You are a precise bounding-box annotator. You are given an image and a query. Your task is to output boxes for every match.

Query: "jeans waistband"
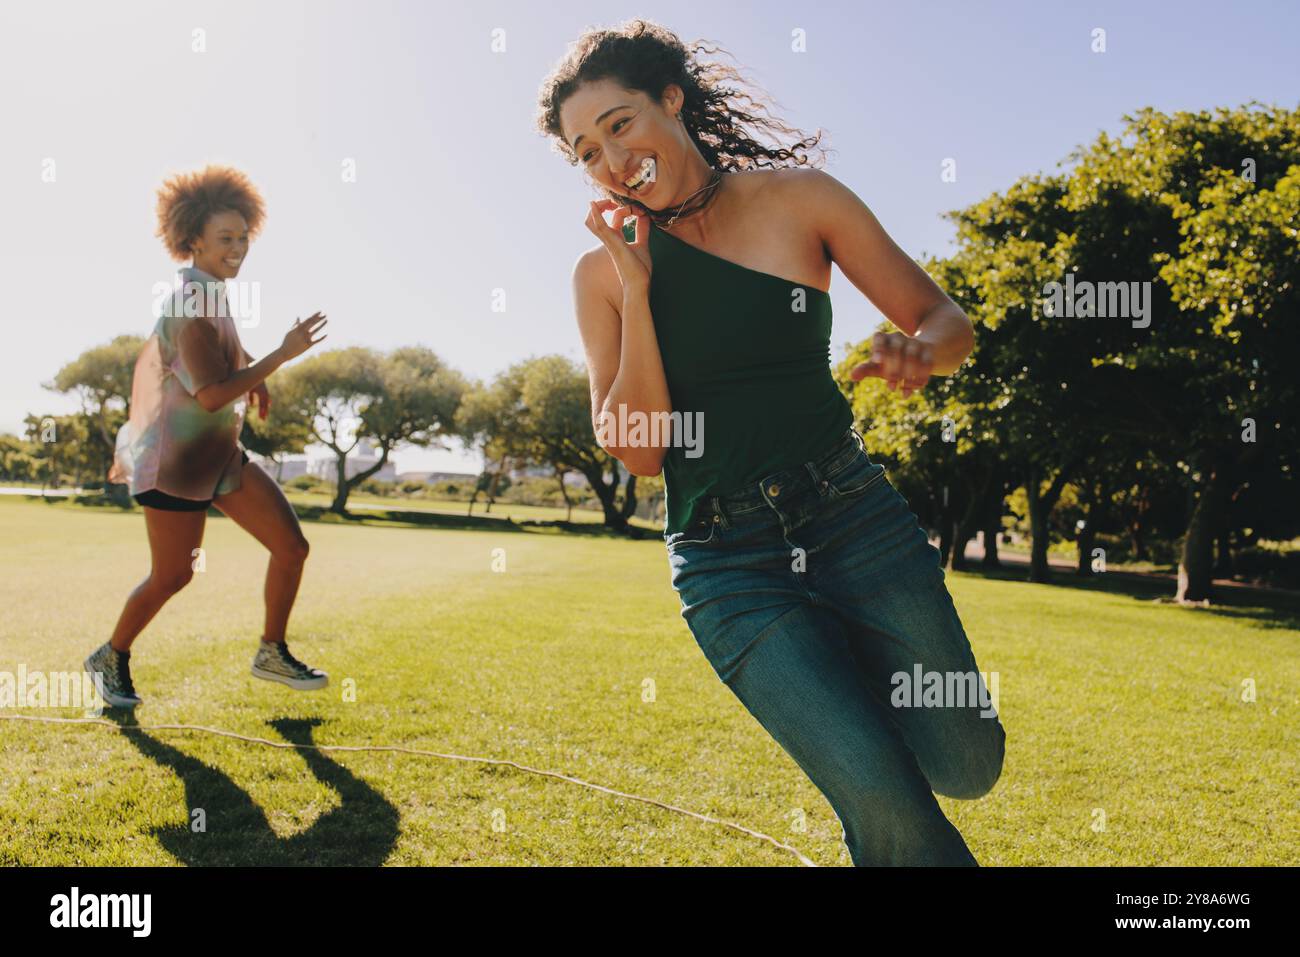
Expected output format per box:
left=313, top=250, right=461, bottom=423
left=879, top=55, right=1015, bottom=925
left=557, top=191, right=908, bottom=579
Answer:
left=690, top=425, right=866, bottom=525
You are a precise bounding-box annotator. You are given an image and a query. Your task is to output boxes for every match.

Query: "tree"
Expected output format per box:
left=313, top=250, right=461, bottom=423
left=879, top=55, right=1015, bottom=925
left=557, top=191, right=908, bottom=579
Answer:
left=894, top=102, right=1300, bottom=596
left=462, top=356, right=642, bottom=532
left=0, top=433, right=40, bottom=484
left=239, top=373, right=316, bottom=482
left=456, top=377, right=530, bottom=517
left=46, top=335, right=142, bottom=502
left=276, top=346, right=468, bottom=515
left=518, top=355, right=643, bottom=533
left=1068, top=103, right=1300, bottom=601
left=23, top=413, right=100, bottom=492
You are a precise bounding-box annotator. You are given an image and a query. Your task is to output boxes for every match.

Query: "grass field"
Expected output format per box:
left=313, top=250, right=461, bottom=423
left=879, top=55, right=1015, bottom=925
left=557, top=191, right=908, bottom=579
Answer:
left=0, top=494, right=1296, bottom=866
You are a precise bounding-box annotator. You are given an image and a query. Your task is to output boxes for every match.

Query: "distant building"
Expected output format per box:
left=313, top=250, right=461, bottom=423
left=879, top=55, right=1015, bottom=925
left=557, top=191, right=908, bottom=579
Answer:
left=270, top=457, right=308, bottom=481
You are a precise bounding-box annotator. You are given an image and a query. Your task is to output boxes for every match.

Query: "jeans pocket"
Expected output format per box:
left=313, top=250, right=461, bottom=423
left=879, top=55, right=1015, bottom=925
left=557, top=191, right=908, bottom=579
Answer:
left=824, top=449, right=887, bottom=500
left=664, top=518, right=720, bottom=551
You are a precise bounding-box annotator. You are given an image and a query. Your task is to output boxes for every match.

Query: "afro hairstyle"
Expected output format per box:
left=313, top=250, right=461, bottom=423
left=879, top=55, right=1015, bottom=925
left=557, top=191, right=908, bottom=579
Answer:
left=154, top=164, right=266, bottom=262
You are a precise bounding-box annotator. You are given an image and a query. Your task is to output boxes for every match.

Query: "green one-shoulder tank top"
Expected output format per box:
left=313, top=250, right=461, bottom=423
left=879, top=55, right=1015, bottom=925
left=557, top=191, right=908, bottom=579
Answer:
left=645, top=221, right=854, bottom=535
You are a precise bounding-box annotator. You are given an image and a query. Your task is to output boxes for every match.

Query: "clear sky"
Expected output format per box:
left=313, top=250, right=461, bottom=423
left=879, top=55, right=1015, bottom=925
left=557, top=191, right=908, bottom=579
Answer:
left=2, top=0, right=1296, bottom=474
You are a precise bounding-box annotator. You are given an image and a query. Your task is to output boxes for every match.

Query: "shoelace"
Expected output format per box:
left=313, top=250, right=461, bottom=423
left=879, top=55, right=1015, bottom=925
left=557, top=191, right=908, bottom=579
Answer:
left=272, top=642, right=311, bottom=674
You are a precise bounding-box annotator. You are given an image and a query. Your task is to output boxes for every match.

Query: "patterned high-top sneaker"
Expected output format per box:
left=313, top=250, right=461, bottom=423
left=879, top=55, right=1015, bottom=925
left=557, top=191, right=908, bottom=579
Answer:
left=251, top=639, right=328, bottom=690
left=83, top=640, right=143, bottom=708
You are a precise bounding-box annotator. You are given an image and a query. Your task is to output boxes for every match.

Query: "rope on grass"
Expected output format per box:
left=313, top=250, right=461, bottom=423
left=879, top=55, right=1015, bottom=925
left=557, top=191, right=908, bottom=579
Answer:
left=0, top=712, right=816, bottom=866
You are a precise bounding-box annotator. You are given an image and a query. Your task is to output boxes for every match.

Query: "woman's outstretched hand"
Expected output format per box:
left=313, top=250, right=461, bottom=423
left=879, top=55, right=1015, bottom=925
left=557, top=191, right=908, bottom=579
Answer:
left=585, top=199, right=652, bottom=293
left=850, top=331, right=934, bottom=399
left=279, top=312, right=328, bottom=361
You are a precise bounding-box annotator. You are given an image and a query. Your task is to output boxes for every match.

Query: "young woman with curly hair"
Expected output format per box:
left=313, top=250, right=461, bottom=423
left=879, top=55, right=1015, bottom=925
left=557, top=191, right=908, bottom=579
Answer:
left=87, top=165, right=330, bottom=707
left=538, top=19, right=1005, bottom=865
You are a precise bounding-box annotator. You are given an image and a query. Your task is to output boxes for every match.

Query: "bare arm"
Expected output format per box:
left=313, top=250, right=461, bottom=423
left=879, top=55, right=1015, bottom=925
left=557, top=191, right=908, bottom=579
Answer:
left=177, top=319, right=285, bottom=413
left=801, top=169, right=974, bottom=378
left=179, top=310, right=325, bottom=413
left=571, top=249, right=672, bottom=477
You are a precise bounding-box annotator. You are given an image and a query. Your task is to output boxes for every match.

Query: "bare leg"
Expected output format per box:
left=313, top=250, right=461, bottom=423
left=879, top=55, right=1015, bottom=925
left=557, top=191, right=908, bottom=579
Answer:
left=108, top=507, right=208, bottom=652
left=212, top=460, right=310, bottom=644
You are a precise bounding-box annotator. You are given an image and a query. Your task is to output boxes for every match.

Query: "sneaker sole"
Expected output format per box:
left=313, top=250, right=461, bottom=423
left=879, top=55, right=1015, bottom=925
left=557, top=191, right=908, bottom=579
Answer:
left=250, top=665, right=329, bottom=691
left=82, top=654, right=143, bottom=708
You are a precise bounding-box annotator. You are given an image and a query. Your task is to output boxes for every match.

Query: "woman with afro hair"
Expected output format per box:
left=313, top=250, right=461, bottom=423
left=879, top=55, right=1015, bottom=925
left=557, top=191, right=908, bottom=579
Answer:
left=88, top=164, right=330, bottom=707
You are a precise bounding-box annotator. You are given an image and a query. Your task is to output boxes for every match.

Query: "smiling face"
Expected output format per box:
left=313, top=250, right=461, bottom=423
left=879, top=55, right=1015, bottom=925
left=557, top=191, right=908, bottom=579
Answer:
left=559, top=77, right=701, bottom=210
left=190, top=209, right=249, bottom=280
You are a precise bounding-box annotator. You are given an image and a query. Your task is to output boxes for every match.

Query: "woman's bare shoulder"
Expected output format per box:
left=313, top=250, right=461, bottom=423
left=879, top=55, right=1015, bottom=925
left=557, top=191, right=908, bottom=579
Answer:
left=574, top=241, right=623, bottom=311
left=757, top=166, right=841, bottom=211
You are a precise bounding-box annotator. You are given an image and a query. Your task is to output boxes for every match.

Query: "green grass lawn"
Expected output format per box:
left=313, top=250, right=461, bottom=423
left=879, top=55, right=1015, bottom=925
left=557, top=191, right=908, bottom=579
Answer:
left=0, top=495, right=1295, bottom=866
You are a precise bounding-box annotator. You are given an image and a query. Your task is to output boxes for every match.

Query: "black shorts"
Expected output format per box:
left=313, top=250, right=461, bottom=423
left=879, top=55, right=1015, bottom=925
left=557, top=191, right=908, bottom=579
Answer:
left=132, top=450, right=251, bottom=511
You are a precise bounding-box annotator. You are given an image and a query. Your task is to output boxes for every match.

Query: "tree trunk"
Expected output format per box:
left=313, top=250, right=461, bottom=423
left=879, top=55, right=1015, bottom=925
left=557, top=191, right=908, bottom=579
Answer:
left=953, top=468, right=1002, bottom=573
left=483, top=459, right=508, bottom=514
left=329, top=444, right=390, bottom=515
left=932, top=484, right=954, bottom=569
left=1213, top=528, right=1234, bottom=579
left=1076, top=519, right=1097, bottom=577
left=1027, top=493, right=1050, bottom=582
left=1176, top=460, right=1235, bottom=603
left=330, top=452, right=349, bottom=514
left=576, top=457, right=629, bottom=532
left=1128, top=521, right=1148, bottom=562
left=556, top=468, right=573, bottom=523
left=619, top=471, right=638, bottom=524
left=1026, top=464, right=1070, bottom=584
left=981, top=513, right=1001, bottom=568
left=1076, top=478, right=1107, bottom=577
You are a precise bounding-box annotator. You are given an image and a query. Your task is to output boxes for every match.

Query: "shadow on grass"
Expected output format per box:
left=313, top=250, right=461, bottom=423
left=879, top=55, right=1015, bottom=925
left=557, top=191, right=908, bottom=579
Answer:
left=289, top=502, right=657, bottom=539
left=105, top=712, right=400, bottom=865
left=952, top=561, right=1300, bottom=631
left=60, top=492, right=656, bottom=539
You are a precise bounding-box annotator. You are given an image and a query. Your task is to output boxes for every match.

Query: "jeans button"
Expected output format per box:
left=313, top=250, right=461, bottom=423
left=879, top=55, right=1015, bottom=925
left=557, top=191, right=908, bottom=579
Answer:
left=768, top=483, right=781, bottom=497
left=713, top=514, right=720, bottom=523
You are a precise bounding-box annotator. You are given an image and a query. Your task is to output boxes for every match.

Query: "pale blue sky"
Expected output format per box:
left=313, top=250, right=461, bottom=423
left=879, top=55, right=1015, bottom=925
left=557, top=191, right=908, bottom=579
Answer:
left=2, top=0, right=1296, bottom=474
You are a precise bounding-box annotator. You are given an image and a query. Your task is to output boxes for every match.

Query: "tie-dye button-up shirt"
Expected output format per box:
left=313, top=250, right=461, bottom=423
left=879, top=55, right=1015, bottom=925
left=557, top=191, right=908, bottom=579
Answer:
left=108, top=265, right=249, bottom=500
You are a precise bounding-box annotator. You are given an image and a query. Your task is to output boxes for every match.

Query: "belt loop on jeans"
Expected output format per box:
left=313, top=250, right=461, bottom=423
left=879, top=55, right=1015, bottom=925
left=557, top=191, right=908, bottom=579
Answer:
left=711, top=494, right=730, bottom=529
left=804, top=458, right=830, bottom=495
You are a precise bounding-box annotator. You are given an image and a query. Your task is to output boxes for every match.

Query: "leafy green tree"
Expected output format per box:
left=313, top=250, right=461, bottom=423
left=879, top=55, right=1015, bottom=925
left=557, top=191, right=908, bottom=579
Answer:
left=516, top=355, right=642, bottom=533
left=875, top=102, right=1300, bottom=597
left=23, top=413, right=100, bottom=491
left=275, top=346, right=467, bottom=515
left=46, top=335, right=142, bottom=501
left=456, top=376, right=531, bottom=516
left=0, top=433, right=40, bottom=483
left=461, top=356, right=642, bottom=532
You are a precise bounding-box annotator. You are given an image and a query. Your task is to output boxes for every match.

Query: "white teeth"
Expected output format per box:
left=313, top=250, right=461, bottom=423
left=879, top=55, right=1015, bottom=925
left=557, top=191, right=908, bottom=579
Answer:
left=625, top=157, right=656, bottom=190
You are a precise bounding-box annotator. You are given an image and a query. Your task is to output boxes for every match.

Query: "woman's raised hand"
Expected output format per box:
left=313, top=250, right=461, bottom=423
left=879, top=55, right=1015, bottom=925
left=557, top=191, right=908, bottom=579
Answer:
left=585, top=199, right=652, bottom=293
left=279, top=312, right=328, bottom=360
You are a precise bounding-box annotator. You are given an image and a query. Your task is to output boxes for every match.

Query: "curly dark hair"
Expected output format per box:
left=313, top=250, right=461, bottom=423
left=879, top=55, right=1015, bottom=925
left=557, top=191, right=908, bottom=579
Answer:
left=536, top=18, right=834, bottom=208
left=154, top=164, right=266, bottom=261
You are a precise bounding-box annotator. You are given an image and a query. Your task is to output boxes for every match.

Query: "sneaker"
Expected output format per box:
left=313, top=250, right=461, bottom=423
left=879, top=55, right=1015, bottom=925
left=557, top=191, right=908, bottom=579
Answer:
left=251, top=639, right=328, bottom=691
left=83, top=640, right=143, bottom=708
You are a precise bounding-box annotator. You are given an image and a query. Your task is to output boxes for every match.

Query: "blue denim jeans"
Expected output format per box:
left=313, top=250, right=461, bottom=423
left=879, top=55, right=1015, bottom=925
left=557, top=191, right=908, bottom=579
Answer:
left=664, top=426, right=1005, bottom=865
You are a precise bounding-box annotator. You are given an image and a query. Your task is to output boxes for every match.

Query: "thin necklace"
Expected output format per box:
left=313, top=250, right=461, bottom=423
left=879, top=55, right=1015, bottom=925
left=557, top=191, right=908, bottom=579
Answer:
left=648, top=169, right=724, bottom=230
